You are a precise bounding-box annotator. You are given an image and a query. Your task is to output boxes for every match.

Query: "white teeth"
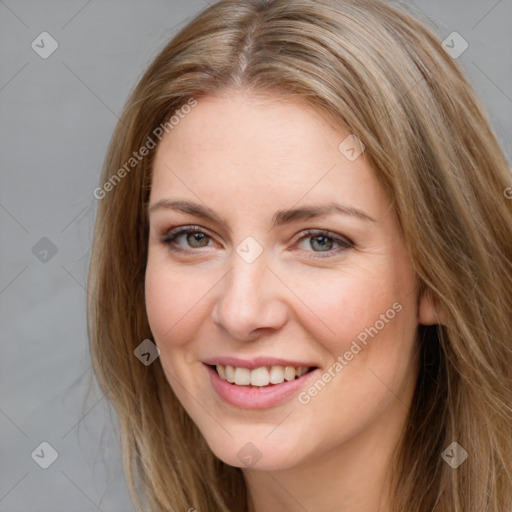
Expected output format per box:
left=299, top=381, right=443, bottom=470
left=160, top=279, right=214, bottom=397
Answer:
left=225, top=365, right=235, bottom=383
left=234, top=367, right=251, bottom=385
left=215, top=364, right=311, bottom=386
left=269, top=365, right=284, bottom=384
left=250, top=367, right=270, bottom=386
left=217, top=364, right=226, bottom=380
left=284, top=366, right=296, bottom=381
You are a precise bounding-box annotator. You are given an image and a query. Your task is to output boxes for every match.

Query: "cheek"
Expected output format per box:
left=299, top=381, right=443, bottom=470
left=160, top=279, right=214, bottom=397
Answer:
left=144, top=257, right=198, bottom=348
left=317, top=264, right=419, bottom=399
left=289, top=265, right=411, bottom=356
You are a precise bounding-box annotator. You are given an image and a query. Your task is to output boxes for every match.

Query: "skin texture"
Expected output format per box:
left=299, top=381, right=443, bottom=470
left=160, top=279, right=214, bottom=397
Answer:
left=145, top=92, right=438, bottom=512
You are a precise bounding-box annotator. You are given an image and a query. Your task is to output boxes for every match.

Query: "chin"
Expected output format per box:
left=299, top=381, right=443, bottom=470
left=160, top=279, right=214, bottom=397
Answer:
left=202, top=430, right=310, bottom=471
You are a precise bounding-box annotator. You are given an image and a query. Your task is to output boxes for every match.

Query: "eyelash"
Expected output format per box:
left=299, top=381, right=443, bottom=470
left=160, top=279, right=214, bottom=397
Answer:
left=160, top=225, right=354, bottom=258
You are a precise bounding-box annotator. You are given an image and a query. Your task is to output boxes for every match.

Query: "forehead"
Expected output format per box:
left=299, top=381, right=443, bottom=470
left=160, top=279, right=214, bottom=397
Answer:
left=150, top=93, right=383, bottom=218
left=155, top=94, right=340, bottom=165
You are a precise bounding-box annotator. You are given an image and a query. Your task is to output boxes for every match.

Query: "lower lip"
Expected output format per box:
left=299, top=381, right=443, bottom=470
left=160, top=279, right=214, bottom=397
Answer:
left=205, top=364, right=319, bottom=409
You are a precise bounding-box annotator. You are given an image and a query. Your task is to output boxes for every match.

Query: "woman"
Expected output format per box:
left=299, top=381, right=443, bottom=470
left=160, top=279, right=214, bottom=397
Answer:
left=87, top=0, right=512, bottom=510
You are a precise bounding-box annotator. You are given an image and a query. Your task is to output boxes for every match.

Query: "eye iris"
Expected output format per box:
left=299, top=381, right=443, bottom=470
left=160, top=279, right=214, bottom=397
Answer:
left=311, top=235, right=333, bottom=252
left=187, top=232, right=208, bottom=248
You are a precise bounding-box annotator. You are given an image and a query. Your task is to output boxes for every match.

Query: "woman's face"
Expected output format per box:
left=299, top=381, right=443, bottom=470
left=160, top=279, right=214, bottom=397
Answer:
left=145, top=92, right=428, bottom=471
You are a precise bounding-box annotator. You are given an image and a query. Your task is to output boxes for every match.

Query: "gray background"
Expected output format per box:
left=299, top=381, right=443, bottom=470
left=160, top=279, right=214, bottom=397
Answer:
left=0, top=1, right=510, bottom=511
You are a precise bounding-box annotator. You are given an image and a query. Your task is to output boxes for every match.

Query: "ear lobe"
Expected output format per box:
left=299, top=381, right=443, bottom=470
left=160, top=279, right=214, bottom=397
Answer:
left=418, top=291, right=445, bottom=325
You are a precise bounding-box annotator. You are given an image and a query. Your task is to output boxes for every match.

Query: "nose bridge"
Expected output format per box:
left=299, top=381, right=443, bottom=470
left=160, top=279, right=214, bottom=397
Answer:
left=223, top=249, right=269, bottom=314
left=212, top=244, right=286, bottom=338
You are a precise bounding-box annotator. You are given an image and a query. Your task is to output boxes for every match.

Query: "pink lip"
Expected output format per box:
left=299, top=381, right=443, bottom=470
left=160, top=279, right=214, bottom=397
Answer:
left=202, top=356, right=316, bottom=370
left=205, top=364, right=320, bottom=409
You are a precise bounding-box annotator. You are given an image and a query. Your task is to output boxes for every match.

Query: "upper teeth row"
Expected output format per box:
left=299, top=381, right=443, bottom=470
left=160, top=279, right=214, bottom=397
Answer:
left=216, top=365, right=309, bottom=387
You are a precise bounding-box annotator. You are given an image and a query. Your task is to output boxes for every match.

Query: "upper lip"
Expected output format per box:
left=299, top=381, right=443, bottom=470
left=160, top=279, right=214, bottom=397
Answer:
left=203, top=356, right=318, bottom=370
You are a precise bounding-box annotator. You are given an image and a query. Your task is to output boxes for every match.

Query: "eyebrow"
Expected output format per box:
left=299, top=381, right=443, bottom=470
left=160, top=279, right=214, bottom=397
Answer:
left=148, top=199, right=376, bottom=227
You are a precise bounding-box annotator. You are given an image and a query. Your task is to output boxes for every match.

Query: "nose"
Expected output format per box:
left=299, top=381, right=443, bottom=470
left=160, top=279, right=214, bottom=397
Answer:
left=211, top=249, right=288, bottom=341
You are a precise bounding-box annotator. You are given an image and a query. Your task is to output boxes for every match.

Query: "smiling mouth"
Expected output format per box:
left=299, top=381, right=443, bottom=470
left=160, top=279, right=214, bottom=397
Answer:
left=209, top=364, right=317, bottom=387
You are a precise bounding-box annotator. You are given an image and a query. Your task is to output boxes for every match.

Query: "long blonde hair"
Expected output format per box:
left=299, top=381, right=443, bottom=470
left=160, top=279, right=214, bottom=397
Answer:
left=87, top=0, right=512, bottom=510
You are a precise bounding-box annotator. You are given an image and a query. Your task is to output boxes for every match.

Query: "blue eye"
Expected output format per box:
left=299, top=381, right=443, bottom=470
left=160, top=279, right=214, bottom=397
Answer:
left=161, top=226, right=353, bottom=258
left=295, top=229, right=353, bottom=257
